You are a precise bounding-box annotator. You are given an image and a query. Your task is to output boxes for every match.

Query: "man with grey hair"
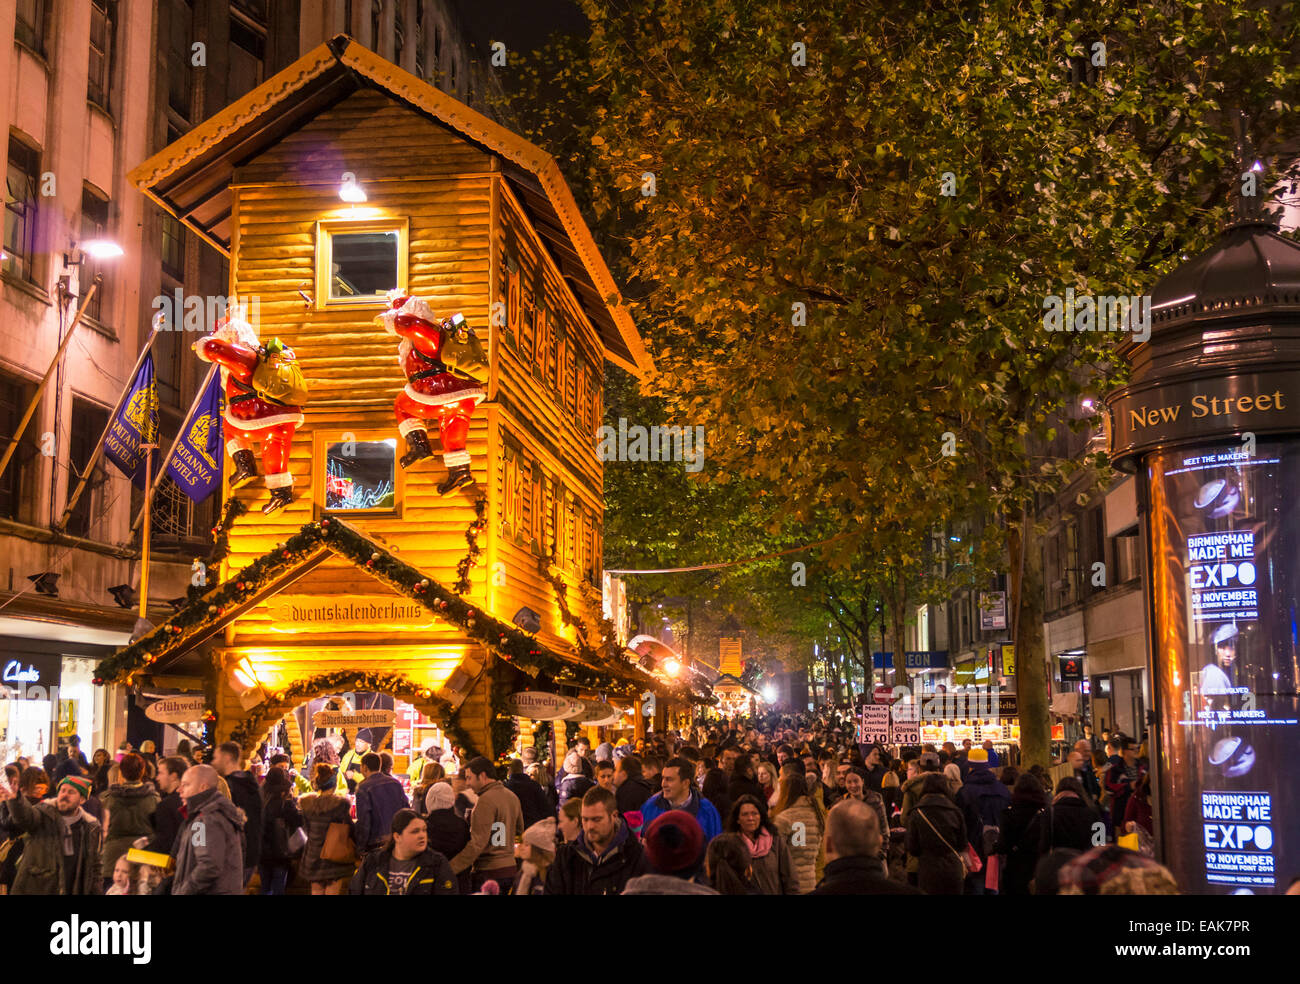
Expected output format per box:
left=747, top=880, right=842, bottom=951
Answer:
left=812, top=799, right=920, bottom=895
left=172, top=764, right=247, bottom=895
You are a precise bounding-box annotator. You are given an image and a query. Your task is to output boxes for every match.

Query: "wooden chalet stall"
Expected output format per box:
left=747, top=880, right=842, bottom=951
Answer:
left=93, top=37, right=707, bottom=763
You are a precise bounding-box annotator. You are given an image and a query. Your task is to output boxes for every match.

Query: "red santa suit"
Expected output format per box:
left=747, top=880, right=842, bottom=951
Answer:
left=195, top=333, right=303, bottom=507
left=376, top=295, right=484, bottom=493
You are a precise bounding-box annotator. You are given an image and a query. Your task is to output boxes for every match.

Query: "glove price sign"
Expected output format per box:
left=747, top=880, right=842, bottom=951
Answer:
left=860, top=704, right=890, bottom=744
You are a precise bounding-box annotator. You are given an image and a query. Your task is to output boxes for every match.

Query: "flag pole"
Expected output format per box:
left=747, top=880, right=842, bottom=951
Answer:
left=131, top=364, right=218, bottom=534
left=0, top=277, right=101, bottom=485
left=138, top=443, right=156, bottom=619
left=55, top=325, right=162, bottom=532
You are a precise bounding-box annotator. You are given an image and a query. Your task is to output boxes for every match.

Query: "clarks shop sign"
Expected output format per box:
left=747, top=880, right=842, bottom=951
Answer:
left=1108, top=370, right=1300, bottom=463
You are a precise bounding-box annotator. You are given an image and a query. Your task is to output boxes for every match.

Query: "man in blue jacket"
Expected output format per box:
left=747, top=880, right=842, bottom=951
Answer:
left=355, top=753, right=410, bottom=854
left=638, top=756, right=722, bottom=842
left=956, top=747, right=1010, bottom=894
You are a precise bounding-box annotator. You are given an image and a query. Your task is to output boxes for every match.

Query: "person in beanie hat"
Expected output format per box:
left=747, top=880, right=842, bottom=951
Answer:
left=955, top=745, right=1010, bottom=894
left=1055, top=845, right=1179, bottom=895
left=0, top=773, right=102, bottom=895
left=622, top=810, right=718, bottom=894
left=511, top=818, right=557, bottom=895
left=545, top=787, right=646, bottom=895
left=338, top=729, right=372, bottom=795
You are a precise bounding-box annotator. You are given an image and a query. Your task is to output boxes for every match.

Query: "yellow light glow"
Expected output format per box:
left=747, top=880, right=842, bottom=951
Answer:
left=664, top=657, right=681, bottom=677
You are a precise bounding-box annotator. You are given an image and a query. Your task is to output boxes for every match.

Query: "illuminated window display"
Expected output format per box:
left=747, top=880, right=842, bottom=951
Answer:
left=324, top=439, right=397, bottom=510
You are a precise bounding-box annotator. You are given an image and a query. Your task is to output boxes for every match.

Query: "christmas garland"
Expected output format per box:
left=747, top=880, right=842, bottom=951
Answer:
left=538, top=555, right=600, bottom=662
left=94, top=515, right=691, bottom=703
left=453, top=495, right=488, bottom=594
left=226, top=669, right=483, bottom=759
left=209, top=496, right=248, bottom=566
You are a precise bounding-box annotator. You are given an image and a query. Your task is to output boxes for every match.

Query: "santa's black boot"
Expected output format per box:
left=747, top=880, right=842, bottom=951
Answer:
left=262, top=486, right=293, bottom=515
left=400, top=429, right=436, bottom=468
left=436, top=464, right=475, bottom=497
left=229, top=449, right=258, bottom=489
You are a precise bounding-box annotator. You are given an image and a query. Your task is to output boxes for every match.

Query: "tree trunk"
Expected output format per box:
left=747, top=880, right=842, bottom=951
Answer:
left=1008, top=513, right=1051, bottom=768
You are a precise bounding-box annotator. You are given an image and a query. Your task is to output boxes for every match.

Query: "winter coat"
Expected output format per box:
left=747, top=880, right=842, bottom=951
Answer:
left=956, top=767, right=1011, bottom=860
left=172, top=789, right=246, bottom=895
left=994, top=799, right=1045, bottom=896
left=899, top=772, right=933, bottom=824
left=504, top=773, right=553, bottom=829
left=621, top=873, right=719, bottom=895
left=545, top=820, right=647, bottom=895
left=743, top=828, right=797, bottom=895
left=449, top=779, right=523, bottom=875
left=260, top=794, right=305, bottom=862
left=354, top=772, right=409, bottom=851
left=298, top=790, right=356, bottom=884
left=145, top=790, right=186, bottom=856
left=349, top=845, right=458, bottom=895
left=905, top=793, right=967, bottom=895
left=5, top=793, right=101, bottom=896
left=425, top=807, right=472, bottom=894
left=615, top=776, right=655, bottom=815
left=812, top=855, right=924, bottom=895
left=1024, top=794, right=1102, bottom=854
left=727, top=775, right=765, bottom=807
left=557, top=772, right=595, bottom=807
left=772, top=797, right=824, bottom=894
left=640, top=789, right=723, bottom=842
left=100, top=781, right=160, bottom=871
left=222, top=771, right=263, bottom=869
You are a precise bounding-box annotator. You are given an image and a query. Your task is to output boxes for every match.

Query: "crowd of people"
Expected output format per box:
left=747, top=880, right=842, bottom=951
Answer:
left=0, top=713, right=1240, bottom=896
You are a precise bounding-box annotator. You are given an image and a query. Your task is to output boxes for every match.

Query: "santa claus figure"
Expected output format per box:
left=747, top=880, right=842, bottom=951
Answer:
left=193, top=307, right=305, bottom=514
left=375, top=293, right=485, bottom=496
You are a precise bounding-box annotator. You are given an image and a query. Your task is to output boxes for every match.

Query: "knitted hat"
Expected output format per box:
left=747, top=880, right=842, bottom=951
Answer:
left=1056, top=845, right=1179, bottom=895
left=642, top=811, right=705, bottom=877
left=967, top=747, right=989, bottom=765
left=616, top=738, right=630, bottom=747
left=59, top=775, right=92, bottom=798
left=522, top=818, right=557, bottom=856
left=623, top=810, right=645, bottom=837
left=425, top=782, right=456, bottom=813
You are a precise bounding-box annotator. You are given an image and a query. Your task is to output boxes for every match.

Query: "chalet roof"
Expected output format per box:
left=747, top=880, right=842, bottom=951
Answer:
left=93, top=515, right=700, bottom=703
left=127, top=35, right=651, bottom=376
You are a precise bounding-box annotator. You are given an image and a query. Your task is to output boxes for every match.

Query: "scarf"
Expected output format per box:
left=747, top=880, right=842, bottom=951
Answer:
left=515, top=860, right=539, bottom=895
left=745, top=828, right=773, bottom=859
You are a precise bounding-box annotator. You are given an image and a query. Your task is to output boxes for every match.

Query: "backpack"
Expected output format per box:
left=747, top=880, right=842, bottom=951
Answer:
left=251, top=339, right=309, bottom=405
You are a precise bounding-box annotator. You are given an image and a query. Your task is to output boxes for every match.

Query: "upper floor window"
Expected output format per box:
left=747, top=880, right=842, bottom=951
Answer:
left=66, top=398, right=111, bottom=539
left=4, top=136, right=42, bottom=285
left=229, top=14, right=266, bottom=98
left=88, top=1, right=117, bottom=109
left=168, top=0, right=195, bottom=119
left=80, top=187, right=111, bottom=324
left=0, top=371, right=37, bottom=522
left=161, top=211, right=185, bottom=280
left=15, top=0, right=49, bottom=57
left=315, top=219, right=408, bottom=308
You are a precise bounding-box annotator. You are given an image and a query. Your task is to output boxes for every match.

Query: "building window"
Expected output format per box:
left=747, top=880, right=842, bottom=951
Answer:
left=229, top=15, right=266, bottom=98
left=161, top=212, right=185, bottom=280
left=168, top=0, right=194, bottom=119
left=153, top=312, right=183, bottom=408
left=530, top=461, right=544, bottom=555
left=15, top=0, right=49, bottom=56
left=315, top=219, right=408, bottom=308
left=551, top=478, right=565, bottom=560
left=66, top=398, right=111, bottom=539
left=564, top=336, right=577, bottom=417
left=80, top=187, right=111, bottom=324
left=4, top=137, right=42, bottom=285
left=547, top=314, right=561, bottom=393
left=88, top=1, right=116, bottom=109
left=324, top=439, right=397, bottom=511
left=0, top=371, right=36, bottom=522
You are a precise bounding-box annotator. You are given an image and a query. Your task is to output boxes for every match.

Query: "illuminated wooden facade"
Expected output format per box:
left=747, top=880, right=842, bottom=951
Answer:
left=98, top=37, right=669, bottom=757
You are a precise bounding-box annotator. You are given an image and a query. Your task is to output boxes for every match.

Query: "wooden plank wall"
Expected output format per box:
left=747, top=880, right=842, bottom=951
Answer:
left=222, top=89, right=498, bottom=672
left=486, top=183, right=606, bottom=652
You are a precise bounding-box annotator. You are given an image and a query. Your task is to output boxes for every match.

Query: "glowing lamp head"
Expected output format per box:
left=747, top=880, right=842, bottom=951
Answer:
left=339, top=177, right=367, bottom=202
left=80, top=239, right=124, bottom=259
left=763, top=685, right=776, bottom=702
left=231, top=658, right=258, bottom=692
left=664, top=657, right=682, bottom=677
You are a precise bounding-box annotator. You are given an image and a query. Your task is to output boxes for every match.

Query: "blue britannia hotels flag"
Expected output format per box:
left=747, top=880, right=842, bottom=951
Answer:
left=104, top=352, right=159, bottom=489
left=166, top=371, right=224, bottom=503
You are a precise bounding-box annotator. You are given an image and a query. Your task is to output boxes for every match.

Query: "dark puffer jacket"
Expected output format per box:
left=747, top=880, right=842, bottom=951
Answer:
left=1024, top=793, right=1103, bottom=854
left=297, top=790, right=356, bottom=884
left=100, top=781, right=160, bottom=871
left=905, top=793, right=968, bottom=895
left=545, top=820, right=646, bottom=895
left=349, top=845, right=458, bottom=895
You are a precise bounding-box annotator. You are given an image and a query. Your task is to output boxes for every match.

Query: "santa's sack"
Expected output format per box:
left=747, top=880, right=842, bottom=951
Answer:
left=439, top=314, right=488, bottom=384
left=252, top=338, right=310, bottom=405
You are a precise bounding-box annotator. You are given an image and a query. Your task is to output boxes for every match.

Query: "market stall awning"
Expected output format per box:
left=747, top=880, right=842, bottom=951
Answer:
left=94, top=516, right=694, bottom=703
left=125, top=34, right=651, bottom=376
